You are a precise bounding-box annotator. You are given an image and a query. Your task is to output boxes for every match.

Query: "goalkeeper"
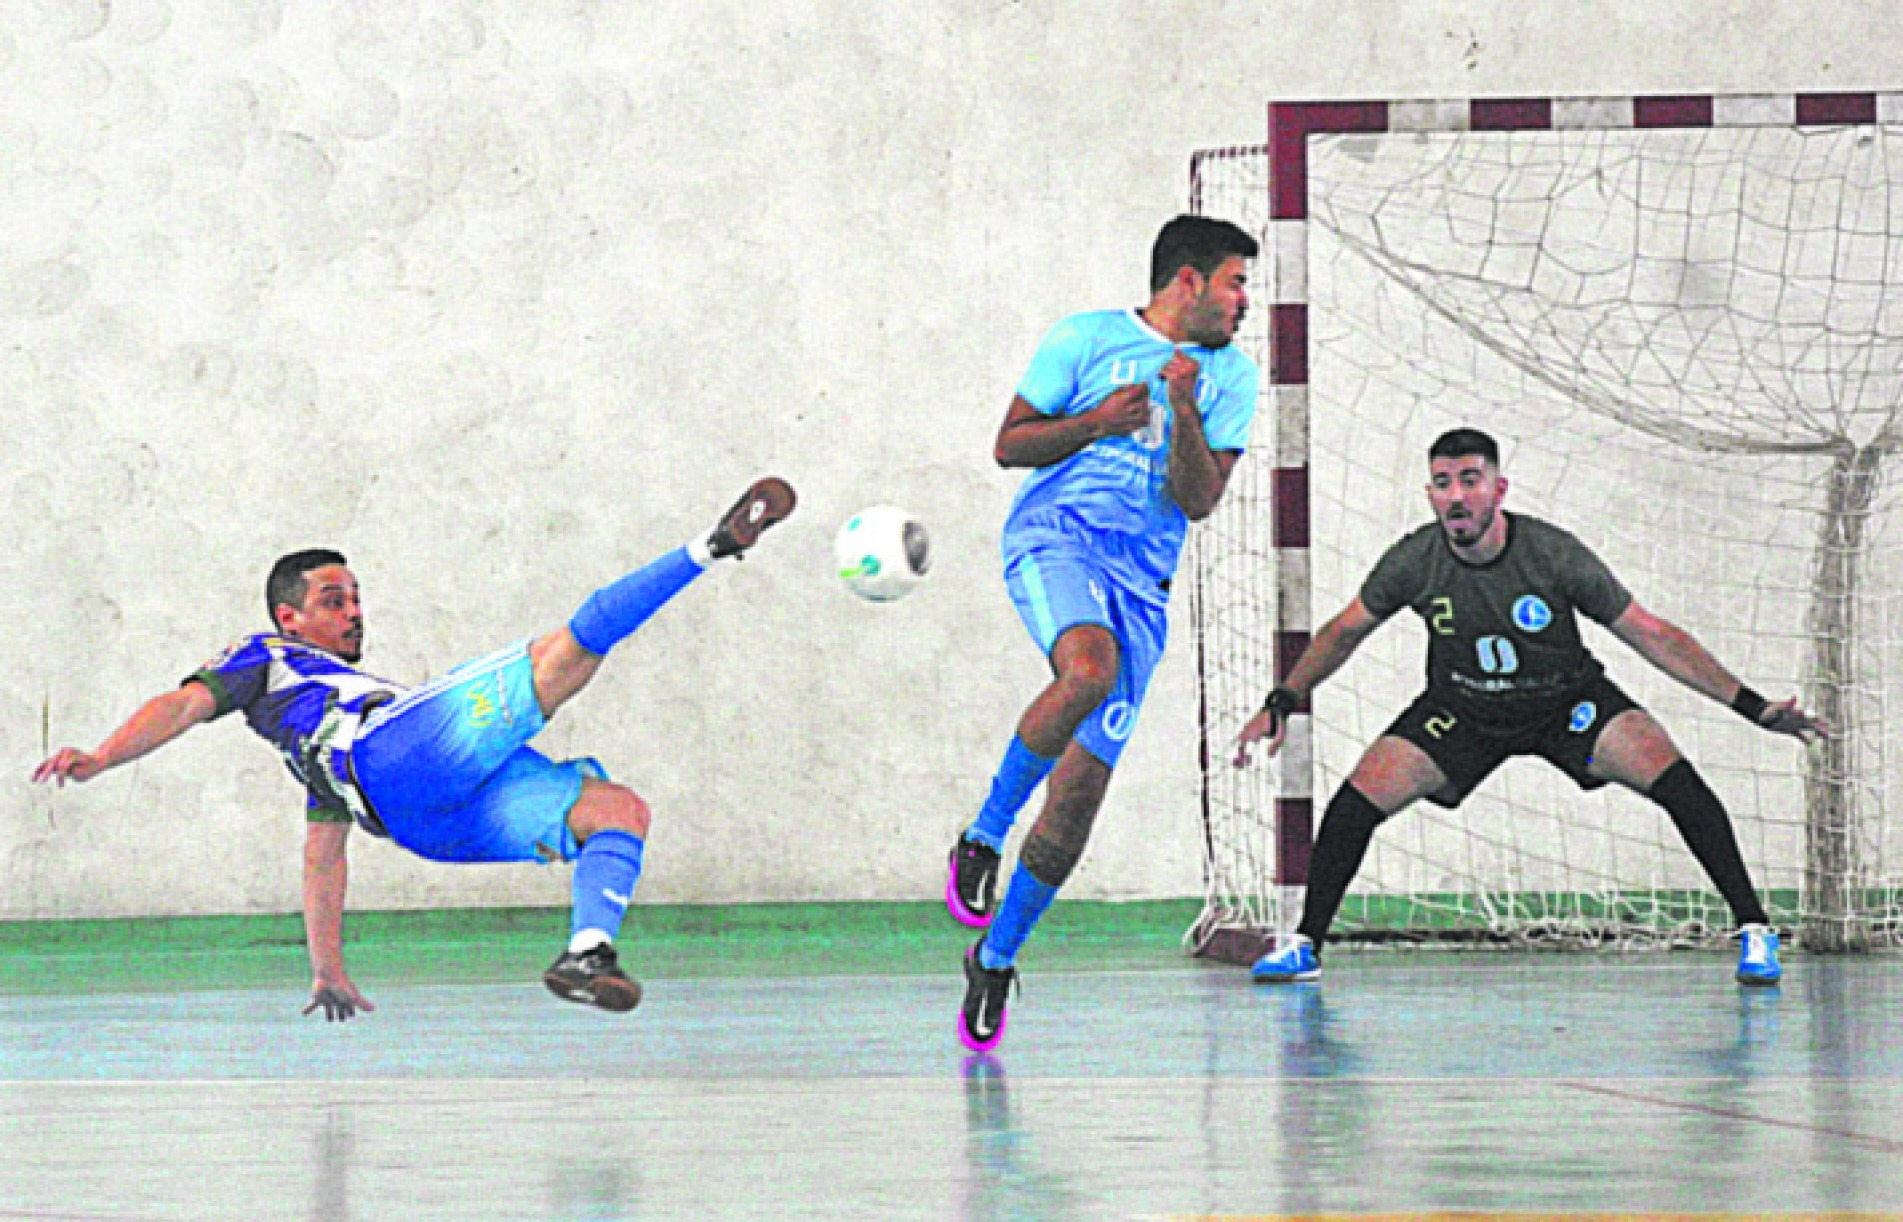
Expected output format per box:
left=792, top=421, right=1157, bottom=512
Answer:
left=1234, top=429, right=1824, bottom=987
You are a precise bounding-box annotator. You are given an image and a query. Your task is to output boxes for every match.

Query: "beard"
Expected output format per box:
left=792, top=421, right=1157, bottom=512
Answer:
left=1442, top=507, right=1492, bottom=546
left=1184, top=297, right=1242, bottom=349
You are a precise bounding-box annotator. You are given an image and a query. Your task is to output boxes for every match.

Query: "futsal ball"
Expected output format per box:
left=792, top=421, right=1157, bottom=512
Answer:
left=835, top=506, right=931, bottom=602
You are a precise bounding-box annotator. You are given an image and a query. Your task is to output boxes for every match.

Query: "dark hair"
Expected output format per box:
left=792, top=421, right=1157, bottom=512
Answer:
left=267, top=549, right=348, bottom=630
left=1428, top=428, right=1500, bottom=467
left=1150, top=215, right=1259, bottom=293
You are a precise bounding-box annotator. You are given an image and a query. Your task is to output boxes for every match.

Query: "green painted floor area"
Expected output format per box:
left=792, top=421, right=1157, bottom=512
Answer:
left=0, top=898, right=1207, bottom=995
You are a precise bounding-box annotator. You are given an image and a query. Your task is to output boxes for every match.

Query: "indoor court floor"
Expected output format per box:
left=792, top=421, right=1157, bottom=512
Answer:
left=2, top=906, right=1901, bottom=1221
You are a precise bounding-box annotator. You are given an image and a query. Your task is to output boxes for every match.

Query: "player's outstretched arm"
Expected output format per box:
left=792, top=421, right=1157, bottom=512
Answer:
left=994, top=389, right=1150, bottom=469
left=300, top=820, right=374, bottom=1022
left=1609, top=601, right=1827, bottom=741
left=31, top=682, right=218, bottom=787
left=1234, top=598, right=1387, bottom=766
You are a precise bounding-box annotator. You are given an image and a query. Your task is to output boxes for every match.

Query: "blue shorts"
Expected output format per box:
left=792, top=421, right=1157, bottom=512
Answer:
left=350, top=642, right=607, bottom=864
left=1005, top=543, right=1168, bottom=768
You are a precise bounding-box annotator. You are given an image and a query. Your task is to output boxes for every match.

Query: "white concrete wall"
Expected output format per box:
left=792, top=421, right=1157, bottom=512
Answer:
left=3, top=1, right=1895, bottom=917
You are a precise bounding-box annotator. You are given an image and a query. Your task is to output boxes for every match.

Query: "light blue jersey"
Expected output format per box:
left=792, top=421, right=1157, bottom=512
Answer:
left=1002, top=308, right=1259, bottom=598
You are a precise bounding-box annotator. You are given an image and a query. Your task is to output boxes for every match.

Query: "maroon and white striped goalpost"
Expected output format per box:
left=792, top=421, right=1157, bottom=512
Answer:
left=1189, top=92, right=1903, bottom=963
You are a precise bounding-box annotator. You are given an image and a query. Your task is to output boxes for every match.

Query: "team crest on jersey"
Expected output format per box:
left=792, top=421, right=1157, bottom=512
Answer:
left=1569, top=701, right=1598, bottom=733
left=1513, top=595, right=1553, bottom=632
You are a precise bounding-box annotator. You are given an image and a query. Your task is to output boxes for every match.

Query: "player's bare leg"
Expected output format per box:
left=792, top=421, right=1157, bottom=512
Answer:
left=1255, top=736, right=1449, bottom=983
left=950, top=626, right=1120, bottom=928
left=1018, top=626, right=1120, bottom=757
left=1588, top=709, right=1781, bottom=984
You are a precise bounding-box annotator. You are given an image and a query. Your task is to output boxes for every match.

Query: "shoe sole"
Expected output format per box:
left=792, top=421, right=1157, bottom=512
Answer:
left=1251, top=966, right=1321, bottom=984
left=718, top=477, right=797, bottom=553
left=544, top=972, right=644, bottom=1013
left=945, top=847, right=995, bottom=930
left=1736, top=971, right=1782, bottom=988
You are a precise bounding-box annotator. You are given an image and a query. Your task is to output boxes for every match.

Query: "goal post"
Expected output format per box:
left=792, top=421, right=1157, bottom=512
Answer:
left=1187, top=93, right=1903, bottom=961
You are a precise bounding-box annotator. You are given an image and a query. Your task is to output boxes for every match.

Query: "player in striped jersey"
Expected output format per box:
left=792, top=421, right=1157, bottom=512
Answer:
left=33, top=478, right=795, bottom=1019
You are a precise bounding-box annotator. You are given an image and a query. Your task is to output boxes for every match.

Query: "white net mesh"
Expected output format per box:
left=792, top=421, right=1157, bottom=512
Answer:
left=1189, top=121, right=1903, bottom=953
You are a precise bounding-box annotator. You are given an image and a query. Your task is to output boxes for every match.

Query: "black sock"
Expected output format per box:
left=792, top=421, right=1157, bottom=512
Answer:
left=1296, top=784, right=1387, bottom=949
left=1649, top=759, right=1770, bottom=928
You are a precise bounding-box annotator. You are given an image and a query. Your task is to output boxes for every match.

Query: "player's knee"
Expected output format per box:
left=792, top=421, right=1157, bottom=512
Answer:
left=578, top=783, right=651, bottom=841
left=1056, top=644, right=1119, bottom=705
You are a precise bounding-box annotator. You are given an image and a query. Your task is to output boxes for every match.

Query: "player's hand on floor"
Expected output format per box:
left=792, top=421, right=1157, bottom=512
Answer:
left=1760, top=697, right=1828, bottom=742
left=30, top=748, right=104, bottom=787
left=1089, top=383, right=1152, bottom=438
left=303, top=978, right=375, bottom=1022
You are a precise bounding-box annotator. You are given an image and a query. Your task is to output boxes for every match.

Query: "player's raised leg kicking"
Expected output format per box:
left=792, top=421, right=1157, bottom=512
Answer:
left=33, top=479, right=796, bottom=1019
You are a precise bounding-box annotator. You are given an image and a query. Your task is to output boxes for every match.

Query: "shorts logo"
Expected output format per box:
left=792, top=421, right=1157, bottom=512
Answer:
left=467, top=681, right=503, bottom=728
left=1101, top=700, right=1137, bottom=742
left=1088, top=580, right=1108, bottom=609
left=1569, top=701, right=1598, bottom=733
left=1513, top=595, right=1553, bottom=632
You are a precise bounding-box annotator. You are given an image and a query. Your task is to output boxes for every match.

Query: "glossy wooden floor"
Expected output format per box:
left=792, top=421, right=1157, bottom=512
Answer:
left=3, top=951, right=1900, bottom=1220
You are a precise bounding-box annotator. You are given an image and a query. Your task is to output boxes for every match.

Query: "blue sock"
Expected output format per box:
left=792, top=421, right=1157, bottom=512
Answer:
left=569, top=547, right=705, bottom=656
left=569, top=830, right=645, bottom=944
left=979, top=867, right=1059, bottom=970
left=966, top=736, right=1056, bottom=851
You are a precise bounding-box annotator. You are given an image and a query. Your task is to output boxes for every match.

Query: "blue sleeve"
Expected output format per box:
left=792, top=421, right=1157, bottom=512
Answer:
left=1014, top=316, right=1093, bottom=416
left=1202, top=352, right=1260, bottom=453
left=185, top=636, right=271, bottom=718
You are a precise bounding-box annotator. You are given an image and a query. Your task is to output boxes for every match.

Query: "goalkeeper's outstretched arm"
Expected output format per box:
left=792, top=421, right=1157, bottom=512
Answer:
left=1609, top=600, right=1828, bottom=741
left=1234, top=597, right=1388, bottom=766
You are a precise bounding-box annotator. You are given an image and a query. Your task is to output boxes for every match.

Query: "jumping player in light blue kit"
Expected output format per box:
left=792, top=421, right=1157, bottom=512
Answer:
left=949, top=216, right=1260, bottom=1051
left=34, top=479, right=796, bottom=1019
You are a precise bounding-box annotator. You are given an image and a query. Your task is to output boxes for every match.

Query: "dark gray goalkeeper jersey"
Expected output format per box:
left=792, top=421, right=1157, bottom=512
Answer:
left=1359, top=512, right=1634, bottom=728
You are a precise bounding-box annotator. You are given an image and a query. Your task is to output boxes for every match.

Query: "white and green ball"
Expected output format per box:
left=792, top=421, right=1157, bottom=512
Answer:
left=835, top=506, right=931, bottom=602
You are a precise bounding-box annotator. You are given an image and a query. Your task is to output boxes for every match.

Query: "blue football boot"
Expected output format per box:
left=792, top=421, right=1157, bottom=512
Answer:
left=1735, top=923, right=1782, bottom=987
left=1251, top=934, right=1321, bottom=983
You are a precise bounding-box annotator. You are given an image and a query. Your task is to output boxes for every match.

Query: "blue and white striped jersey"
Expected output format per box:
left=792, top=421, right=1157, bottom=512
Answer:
left=187, top=634, right=408, bottom=831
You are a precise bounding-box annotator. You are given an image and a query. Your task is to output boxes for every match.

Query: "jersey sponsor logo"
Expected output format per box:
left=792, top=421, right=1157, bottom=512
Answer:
left=1476, top=635, right=1519, bottom=675
left=1569, top=701, right=1598, bottom=733
left=1513, top=595, right=1553, bottom=632
left=1101, top=700, right=1137, bottom=742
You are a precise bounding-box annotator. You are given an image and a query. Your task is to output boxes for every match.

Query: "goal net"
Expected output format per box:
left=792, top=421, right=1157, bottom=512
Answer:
left=1187, top=96, right=1903, bottom=959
